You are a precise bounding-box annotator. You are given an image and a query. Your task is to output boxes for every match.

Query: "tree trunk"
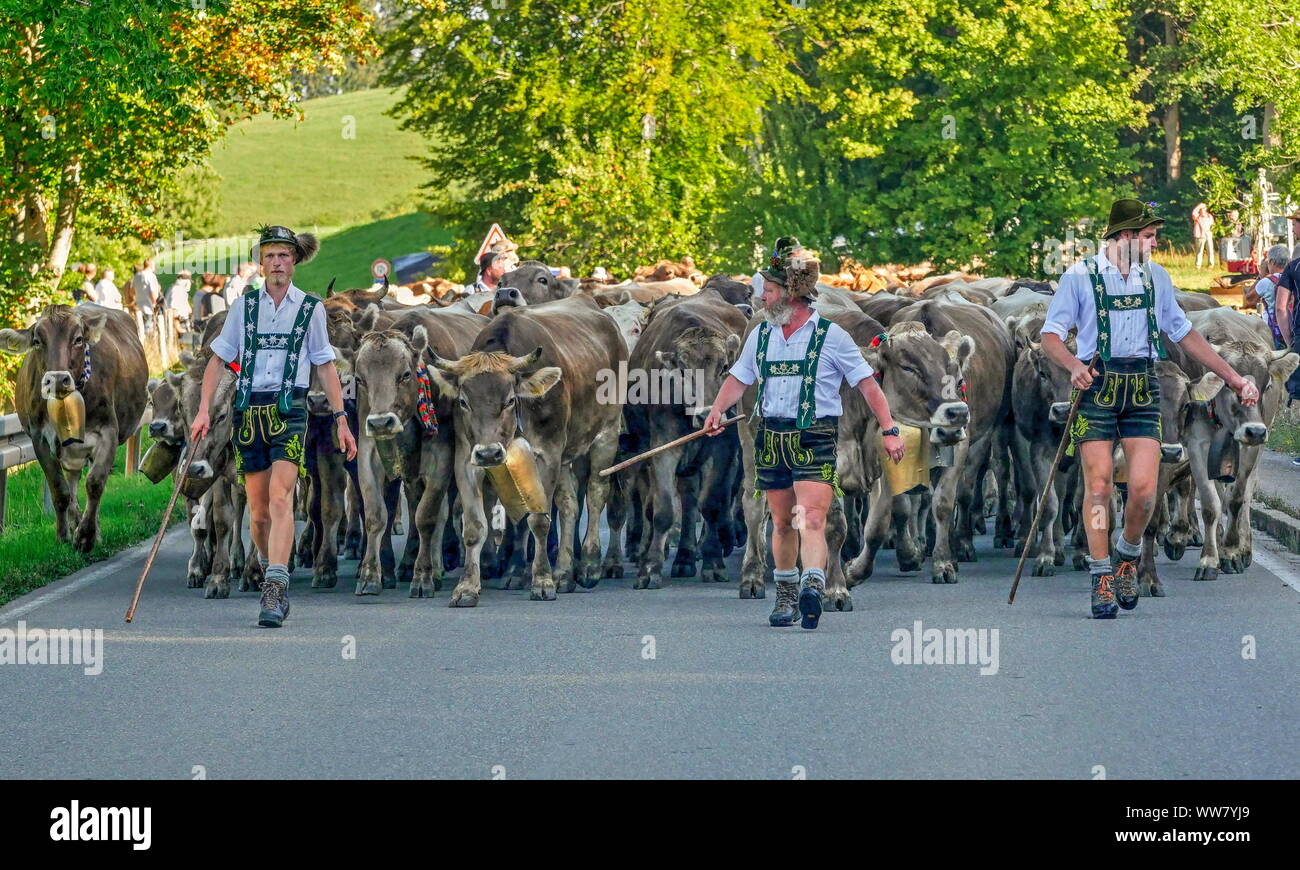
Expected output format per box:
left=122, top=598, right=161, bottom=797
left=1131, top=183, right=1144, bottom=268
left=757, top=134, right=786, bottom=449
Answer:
left=44, top=159, right=83, bottom=289
left=1263, top=102, right=1280, bottom=148
left=1163, top=101, right=1181, bottom=184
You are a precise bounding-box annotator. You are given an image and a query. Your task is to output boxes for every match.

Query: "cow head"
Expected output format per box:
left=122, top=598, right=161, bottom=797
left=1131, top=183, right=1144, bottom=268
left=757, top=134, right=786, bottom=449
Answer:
left=147, top=370, right=188, bottom=444
left=354, top=329, right=424, bottom=439
left=180, top=356, right=236, bottom=486
left=605, top=301, right=648, bottom=352
left=1021, top=339, right=1076, bottom=426
left=1189, top=342, right=1300, bottom=446
left=0, top=305, right=109, bottom=400
left=862, top=321, right=972, bottom=443
left=500, top=261, right=578, bottom=305
left=655, top=326, right=743, bottom=423
left=427, top=348, right=562, bottom=466
left=1153, top=360, right=1192, bottom=463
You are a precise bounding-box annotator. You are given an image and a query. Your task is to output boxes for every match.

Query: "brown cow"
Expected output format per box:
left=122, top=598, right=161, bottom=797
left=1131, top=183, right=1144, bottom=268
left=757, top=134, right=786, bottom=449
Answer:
left=1, top=304, right=147, bottom=552
left=428, top=295, right=627, bottom=605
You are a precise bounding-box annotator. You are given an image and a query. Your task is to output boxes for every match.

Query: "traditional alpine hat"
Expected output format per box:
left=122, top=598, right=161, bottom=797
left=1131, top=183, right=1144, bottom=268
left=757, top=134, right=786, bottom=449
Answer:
left=1102, top=199, right=1165, bottom=239
left=251, top=224, right=320, bottom=264
left=759, top=236, right=821, bottom=299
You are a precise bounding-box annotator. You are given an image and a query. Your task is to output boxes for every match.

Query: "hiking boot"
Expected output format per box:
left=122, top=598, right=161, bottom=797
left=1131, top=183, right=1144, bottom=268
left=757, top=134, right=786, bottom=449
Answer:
left=768, top=581, right=800, bottom=627
left=1113, top=559, right=1139, bottom=611
left=1091, top=572, right=1117, bottom=620
left=798, top=574, right=824, bottom=630
left=258, top=576, right=291, bottom=628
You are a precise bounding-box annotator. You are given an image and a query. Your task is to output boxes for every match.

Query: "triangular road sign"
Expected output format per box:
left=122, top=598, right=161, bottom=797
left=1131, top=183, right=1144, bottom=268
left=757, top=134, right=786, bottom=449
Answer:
left=475, top=223, right=509, bottom=265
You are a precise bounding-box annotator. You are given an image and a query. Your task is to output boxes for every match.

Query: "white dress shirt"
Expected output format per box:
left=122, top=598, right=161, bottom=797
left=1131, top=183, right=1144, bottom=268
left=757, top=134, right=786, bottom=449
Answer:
left=729, top=315, right=874, bottom=419
left=210, top=283, right=334, bottom=391
left=94, top=279, right=122, bottom=310
left=1041, top=252, right=1192, bottom=361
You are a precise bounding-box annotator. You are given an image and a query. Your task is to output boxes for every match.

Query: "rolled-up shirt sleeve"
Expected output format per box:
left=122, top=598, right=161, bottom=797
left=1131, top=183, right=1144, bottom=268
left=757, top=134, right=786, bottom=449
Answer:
left=305, top=301, right=336, bottom=365
left=1041, top=271, right=1081, bottom=341
left=1153, top=265, right=1192, bottom=343
left=826, top=324, right=874, bottom=387
left=209, top=297, right=242, bottom=363
left=728, top=326, right=761, bottom=385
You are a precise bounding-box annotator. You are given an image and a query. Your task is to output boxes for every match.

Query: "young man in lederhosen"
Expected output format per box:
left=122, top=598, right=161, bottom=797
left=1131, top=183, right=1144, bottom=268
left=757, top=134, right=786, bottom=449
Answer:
left=1040, top=199, right=1260, bottom=619
left=190, top=225, right=357, bottom=627
left=703, top=238, right=906, bottom=629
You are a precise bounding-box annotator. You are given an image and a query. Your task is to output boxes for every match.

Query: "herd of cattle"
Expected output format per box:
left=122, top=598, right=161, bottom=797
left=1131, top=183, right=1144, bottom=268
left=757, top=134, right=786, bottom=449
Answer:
left=3, top=260, right=1297, bottom=611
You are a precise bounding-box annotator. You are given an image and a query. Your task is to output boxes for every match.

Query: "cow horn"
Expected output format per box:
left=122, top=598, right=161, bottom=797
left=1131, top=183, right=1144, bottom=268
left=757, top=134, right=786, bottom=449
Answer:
left=326, top=277, right=336, bottom=297
left=508, top=347, right=544, bottom=372
left=429, top=351, right=459, bottom=373
left=382, top=273, right=389, bottom=290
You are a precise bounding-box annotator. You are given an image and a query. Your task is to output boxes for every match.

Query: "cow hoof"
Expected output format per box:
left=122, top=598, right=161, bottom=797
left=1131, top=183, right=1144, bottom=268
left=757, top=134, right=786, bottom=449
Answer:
left=600, top=560, right=624, bottom=579
left=955, top=540, right=976, bottom=562
left=670, top=558, right=696, bottom=578
left=738, top=579, right=765, bottom=599
left=187, top=572, right=204, bottom=589
left=701, top=565, right=728, bottom=583
left=1149, top=580, right=1166, bottom=597
left=410, top=575, right=437, bottom=598
left=1072, top=553, right=1090, bottom=571
left=72, top=524, right=98, bottom=554
left=505, top=571, right=530, bottom=591
left=555, top=576, right=577, bottom=594
left=643, top=575, right=664, bottom=590
left=448, top=587, right=479, bottom=607
left=1193, top=564, right=1218, bottom=582
left=1032, top=558, right=1054, bottom=577
left=397, top=563, right=414, bottom=584
left=896, top=555, right=921, bottom=573
left=381, top=571, right=397, bottom=590
left=1190, top=530, right=1204, bottom=547
left=203, top=576, right=230, bottom=599
left=972, top=518, right=987, bottom=535
left=1243, top=550, right=1253, bottom=568
left=824, top=589, right=853, bottom=612
left=312, top=569, right=338, bottom=590
left=931, top=562, right=958, bottom=584
left=530, top=583, right=557, bottom=601
left=1164, top=540, right=1186, bottom=561
left=993, top=535, right=1016, bottom=550
left=1053, top=550, right=1065, bottom=566
left=342, top=543, right=360, bottom=561
left=354, top=577, right=382, bottom=595
left=1220, top=556, right=1243, bottom=575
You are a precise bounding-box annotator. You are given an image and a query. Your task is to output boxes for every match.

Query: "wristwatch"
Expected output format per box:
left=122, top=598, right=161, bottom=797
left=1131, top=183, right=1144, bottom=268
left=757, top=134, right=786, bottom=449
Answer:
left=332, top=410, right=347, bottom=423
left=881, top=426, right=900, bottom=437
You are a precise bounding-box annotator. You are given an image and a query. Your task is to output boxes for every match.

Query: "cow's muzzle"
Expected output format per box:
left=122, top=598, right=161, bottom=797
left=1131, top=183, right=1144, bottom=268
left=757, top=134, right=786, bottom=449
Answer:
left=187, top=460, right=214, bottom=480
left=1235, top=422, right=1267, bottom=446
left=493, top=287, right=525, bottom=312
left=1160, top=443, right=1186, bottom=464
left=930, top=426, right=967, bottom=446
left=365, top=412, right=402, bottom=439
left=149, top=420, right=173, bottom=440
left=1048, top=402, right=1072, bottom=425
left=930, top=401, right=970, bottom=427
left=473, top=442, right=507, bottom=466
left=40, top=370, right=76, bottom=401
left=307, top=391, right=332, bottom=416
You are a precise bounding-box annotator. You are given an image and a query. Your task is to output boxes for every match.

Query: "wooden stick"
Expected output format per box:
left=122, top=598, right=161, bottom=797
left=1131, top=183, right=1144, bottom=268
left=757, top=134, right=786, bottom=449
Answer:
left=599, top=415, right=742, bottom=477
left=125, top=440, right=198, bottom=623
left=1008, top=359, right=1097, bottom=605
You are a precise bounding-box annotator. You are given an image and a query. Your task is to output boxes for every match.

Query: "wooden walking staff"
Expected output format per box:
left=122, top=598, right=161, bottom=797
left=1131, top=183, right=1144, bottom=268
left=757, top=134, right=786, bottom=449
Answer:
left=599, top=416, right=742, bottom=478
left=1008, top=358, right=1097, bottom=605
left=125, top=439, right=200, bottom=622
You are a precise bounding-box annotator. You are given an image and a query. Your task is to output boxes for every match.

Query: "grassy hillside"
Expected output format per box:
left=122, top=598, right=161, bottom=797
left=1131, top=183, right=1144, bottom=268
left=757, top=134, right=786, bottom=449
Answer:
left=209, top=87, right=429, bottom=237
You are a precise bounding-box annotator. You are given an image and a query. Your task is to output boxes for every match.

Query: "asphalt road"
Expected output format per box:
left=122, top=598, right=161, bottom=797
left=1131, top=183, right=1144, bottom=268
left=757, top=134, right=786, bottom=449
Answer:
left=1, top=516, right=1297, bottom=779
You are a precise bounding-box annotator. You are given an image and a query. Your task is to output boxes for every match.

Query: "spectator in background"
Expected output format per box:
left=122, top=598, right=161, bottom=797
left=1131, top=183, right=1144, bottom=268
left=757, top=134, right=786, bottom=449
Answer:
left=1270, top=249, right=1300, bottom=465
left=250, top=262, right=266, bottom=292
left=1253, top=246, right=1289, bottom=349
left=132, top=256, right=162, bottom=333
left=194, top=272, right=228, bottom=330
left=95, top=268, right=123, bottom=310
left=474, top=251, right=508, bottom=294
left=1192, top=202, right=1215, bottom=268
left=167, top=270, right=193, bottom=338
left=78, top=263, right=98, bottom=304
left=222, top=261, right=257, bottom=305
left=1288, top=212, right=1300, bottom=261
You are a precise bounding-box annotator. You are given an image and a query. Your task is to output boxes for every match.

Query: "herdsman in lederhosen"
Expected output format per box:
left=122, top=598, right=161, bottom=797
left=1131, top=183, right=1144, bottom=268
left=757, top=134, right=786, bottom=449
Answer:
left=704, top=238, right=906, bottom=630
left=190, top=226, right=357, bottom=627
left=1041, top=199, right=1259, bottom=619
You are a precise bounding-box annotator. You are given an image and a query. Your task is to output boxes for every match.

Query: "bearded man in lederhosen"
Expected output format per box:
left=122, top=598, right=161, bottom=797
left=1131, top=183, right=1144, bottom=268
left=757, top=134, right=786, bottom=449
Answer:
left=1040, top=199, right=1259, bottom=619
left=190, top=225, right=357, bottom=627
left=703, top=238, right=906, bottom=630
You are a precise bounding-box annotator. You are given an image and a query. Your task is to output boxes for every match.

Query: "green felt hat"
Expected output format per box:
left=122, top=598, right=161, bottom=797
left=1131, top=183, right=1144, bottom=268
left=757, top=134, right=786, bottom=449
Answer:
left=1103, top=199, right=1164, bottom=239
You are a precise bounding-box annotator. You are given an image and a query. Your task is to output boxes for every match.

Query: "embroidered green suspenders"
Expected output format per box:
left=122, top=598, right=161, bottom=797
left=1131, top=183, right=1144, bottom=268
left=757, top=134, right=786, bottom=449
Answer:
left=1083, top=259, right=1165, bottom=361
left=233, top=292, right=320, bottom=414
left=753, top=316, right=833, bottom=429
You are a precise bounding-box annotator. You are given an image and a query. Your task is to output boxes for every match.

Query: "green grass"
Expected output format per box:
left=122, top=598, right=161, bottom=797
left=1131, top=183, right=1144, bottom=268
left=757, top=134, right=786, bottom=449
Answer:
left=0, top=436, right=178, bottom=607
left=1268, top=419, right=1300, bottom=455
left=1157, top=247, right=1217, bottom=293
left=294, top=211, right=452, bottom=291
left=208, top=87, right=429, bottom=237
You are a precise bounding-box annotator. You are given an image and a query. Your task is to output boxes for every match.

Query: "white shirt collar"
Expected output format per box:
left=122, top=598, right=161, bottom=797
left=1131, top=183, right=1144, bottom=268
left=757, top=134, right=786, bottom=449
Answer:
left=259, top=282, right=303, bottom=308
left=1095, top=250, right=1147, bottom=278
